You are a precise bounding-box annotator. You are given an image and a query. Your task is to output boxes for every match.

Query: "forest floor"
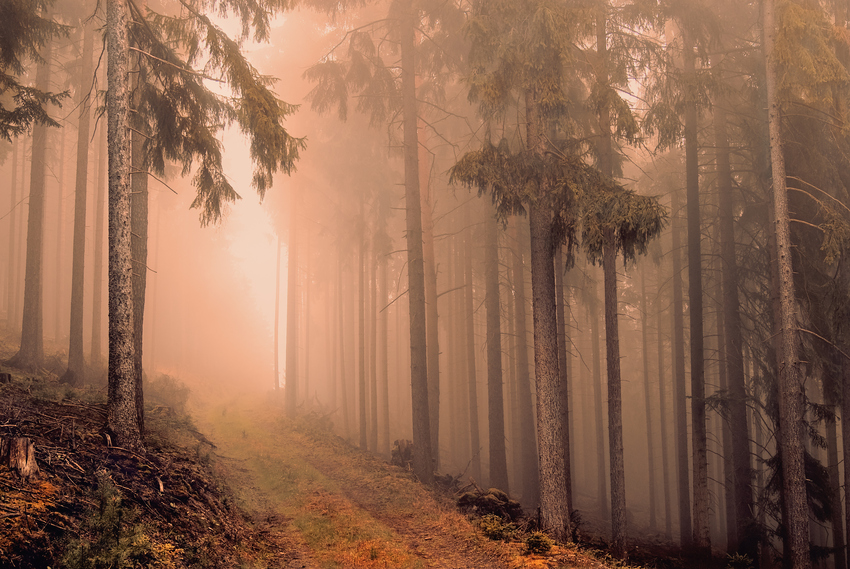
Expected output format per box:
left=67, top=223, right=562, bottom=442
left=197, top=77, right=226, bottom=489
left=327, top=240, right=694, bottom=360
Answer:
left=0, top=332, right=678, bottom=568
left=195, top=391, right=623, bottom=569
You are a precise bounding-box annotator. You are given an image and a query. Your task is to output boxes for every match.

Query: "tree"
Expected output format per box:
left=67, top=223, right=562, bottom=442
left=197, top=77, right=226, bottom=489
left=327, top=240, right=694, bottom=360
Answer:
left=764, top=0, right=812, bottom=566
left=6, top=18, right=55, bottom=372
left=106, top=0, right=140, bottom=449
left=482, top=200, right=509, bottom=492
left=61, top=18, right=95, bottom=387
left=0, top=0, right=67, bottom=141
left=105, top=0, right=303, bottom=444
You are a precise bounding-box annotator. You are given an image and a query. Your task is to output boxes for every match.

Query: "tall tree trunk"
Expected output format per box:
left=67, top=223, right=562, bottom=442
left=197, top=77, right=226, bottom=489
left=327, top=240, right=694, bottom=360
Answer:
left=603, top=235, right=626, bottom=558
left=285, top=189, right=299, bottom=416
left=370, top=238, right=379, bottom=453
left=715, top=100, right=755, bottom=559
left=91, top=128, right=107, bottom=368
left=526, top=87, right=570, bottom=542
left=6, top=141, right=19, bottom=329
left=683, top=28, right=711, bottom=554
left=483, top=202, right=509, bottom=492
left=826, top=401, right=845, bottom=569
left=464, top=207, right=482, bottom=482
left=671, top=190, right=693, bottom=547
left=338, top=248, right=350, bottom=437
left=358, top=204, right=368, bottom=450
left=400, top=0, right=433, bottom=484
left=53, top=132, right=66, bottom=342
left=554, top=248, right=572, bottom=515
left=417, top=115, right=440, bottom=469
left=130, top=64, right=148, bottom=435
left=511, top=216, right=540, bottom=506
left=379, top=253, right=390, bottom=456
left=274, top=234, right=281, bottom=391
left=590, top=276, right=609, bottom=519
left=8, top=30, right=53, bottom=370
left=640, top=269, right=657, bottom=531
left=763, top=1, right=810, bottom=567
left=657, top=271, right=673, bottom=540
left=62, top=22, right=95, bottom=387
left=106, top=0, right=141, bottom=449
left=597, top=12, right=626, bottom=553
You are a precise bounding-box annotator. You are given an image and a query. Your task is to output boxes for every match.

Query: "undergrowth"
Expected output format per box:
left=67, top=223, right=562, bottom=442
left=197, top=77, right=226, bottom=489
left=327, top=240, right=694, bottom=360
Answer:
left=63, top=471, right=180, bottom=569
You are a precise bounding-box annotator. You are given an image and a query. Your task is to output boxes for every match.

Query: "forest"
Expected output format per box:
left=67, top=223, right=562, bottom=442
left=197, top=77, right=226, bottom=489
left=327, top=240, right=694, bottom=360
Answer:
left=2, top=0, right=850, bottom=568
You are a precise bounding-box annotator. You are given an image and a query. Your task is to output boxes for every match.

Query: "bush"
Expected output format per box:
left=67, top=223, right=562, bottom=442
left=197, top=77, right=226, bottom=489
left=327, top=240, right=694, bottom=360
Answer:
left=145, top=374, right=190, bottom=415
left=63, top=472, right=180, bottom=569
left=478, top=514, right=516, bottom=541
left=524, top=531, right=553, bottom=555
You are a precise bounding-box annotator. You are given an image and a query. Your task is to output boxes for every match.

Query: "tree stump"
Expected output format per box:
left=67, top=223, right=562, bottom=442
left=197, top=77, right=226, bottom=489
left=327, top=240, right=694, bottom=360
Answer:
left=0, top=437, right=40, bottom=480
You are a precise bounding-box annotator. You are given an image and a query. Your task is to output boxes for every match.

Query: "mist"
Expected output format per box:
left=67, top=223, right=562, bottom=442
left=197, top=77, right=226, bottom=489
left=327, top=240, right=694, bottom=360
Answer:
left=2, top=0, right=848, bottom=566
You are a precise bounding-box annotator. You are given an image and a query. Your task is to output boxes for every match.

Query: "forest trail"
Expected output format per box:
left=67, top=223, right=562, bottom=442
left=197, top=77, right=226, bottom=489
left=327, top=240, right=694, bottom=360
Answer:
left=196, top=393, right=525, bottom=569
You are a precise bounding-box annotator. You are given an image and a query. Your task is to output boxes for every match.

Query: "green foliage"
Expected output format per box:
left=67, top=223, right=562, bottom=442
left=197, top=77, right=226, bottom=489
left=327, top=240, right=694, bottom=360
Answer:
left=129, top=0, right=304, bottom=225
left=775, top=0, right=850, bottom=113
left=63, top=472, right=180, bottom=569
left=450, top=139, right=667, bottom=264
left=524, top=531, right=553, bottom=555
left=0, top=0, right=68, bottom=141
left=578, top=184, right=667, bottom=266
left=478, top=514, right=516, bottom=541
left=726, top=552, right=754, bottom=569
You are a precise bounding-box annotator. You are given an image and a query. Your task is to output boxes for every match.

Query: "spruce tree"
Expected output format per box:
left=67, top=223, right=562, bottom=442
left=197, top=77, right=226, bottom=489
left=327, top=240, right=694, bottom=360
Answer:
left=105, top=0, right=303, bottom=445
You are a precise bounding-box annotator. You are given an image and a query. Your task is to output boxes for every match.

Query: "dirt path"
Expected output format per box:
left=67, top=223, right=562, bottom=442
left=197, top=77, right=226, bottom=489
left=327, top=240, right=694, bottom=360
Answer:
left=195, top=393, right=513, bottom=569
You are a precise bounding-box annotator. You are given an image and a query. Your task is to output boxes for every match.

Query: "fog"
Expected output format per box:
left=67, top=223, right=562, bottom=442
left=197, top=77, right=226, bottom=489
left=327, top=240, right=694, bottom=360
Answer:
left=4, top=0, right=850, bottom=564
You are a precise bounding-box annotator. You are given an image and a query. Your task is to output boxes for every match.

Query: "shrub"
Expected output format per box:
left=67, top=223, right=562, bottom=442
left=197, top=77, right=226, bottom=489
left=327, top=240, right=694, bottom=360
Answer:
left=63, top=472, right=180, bottom=569
left=478, top=514, right=516, bottom=541
left=524, top=531, right=553, bottom=555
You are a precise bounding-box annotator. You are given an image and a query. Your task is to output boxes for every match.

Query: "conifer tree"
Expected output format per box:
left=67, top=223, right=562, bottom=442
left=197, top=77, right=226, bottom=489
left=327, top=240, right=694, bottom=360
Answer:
left=0, top=0, right=67, bottom=141
left=105, top=0, right=303, bottom=445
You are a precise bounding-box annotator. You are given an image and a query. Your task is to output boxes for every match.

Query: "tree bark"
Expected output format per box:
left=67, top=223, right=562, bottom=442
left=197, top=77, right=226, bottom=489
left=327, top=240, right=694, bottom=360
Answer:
left=379, top=251, right=390, bottom=457
left=285, top=189, right=298, bottom=416
left=62, top=22, right=95, bottom=387
left=640, top=269, right=657, bottom=531
left=6, top=141, right=18, bottom=329
left=130, top=67, right=148, bottom=435
left=596, top=13, right=626, bottom=553
left=338, top=247, right=350, bottom=437
left=826, top=403, right=845, bottom=569
left=370, top=233, right=379, bottom=452
left=526, top=87, right=570, bottom=542
left=464, top=206, right=482, bottom=482
left=91, top=128, right=107, bottom=368
left=511, top=216, right=540, bottom=506
left=671, top=190, right=692, bottom=547
left=418, top=122, right=440, bottom=470
left=0, top=438, right=40, bottom=481
left=590, top=276, right=609, bottom=519
left=483, top=202, right=509, bottom=492
left=8, top=30, right=52, bottom=371
left=683, top=29, right=710, bottom=553
left=358, top=202, right=368, bottom=450
left=656, top=270, right=673, bottom=540
left=763, top=1, right=810, bottom=566
left=603, top=235, right=626, bottom=558
left=106, top=0, right=141, bottom=449
left=715, top=100, right=755, bottom=559
left=400, top=0, right=433, bottom=484
left=554, top=248, right=573, bottom=516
